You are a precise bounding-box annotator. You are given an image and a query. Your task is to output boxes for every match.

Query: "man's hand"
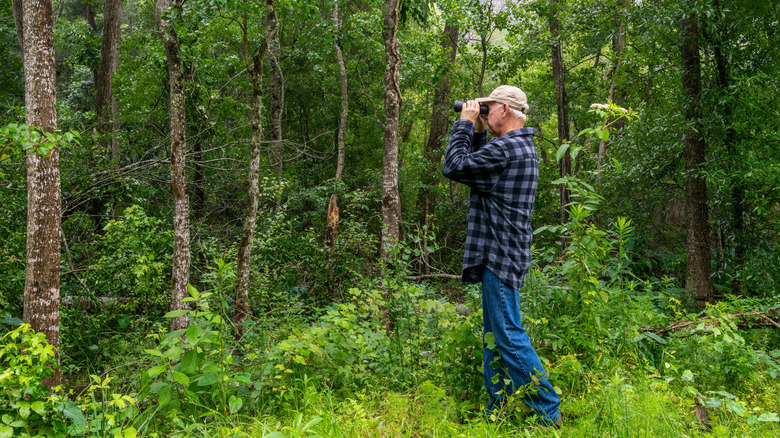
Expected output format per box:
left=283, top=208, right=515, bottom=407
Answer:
left=460, top=100, right=486, bottom=133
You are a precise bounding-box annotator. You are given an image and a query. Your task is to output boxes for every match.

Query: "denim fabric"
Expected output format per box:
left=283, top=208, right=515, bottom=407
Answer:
left=481, top=268, right=560, bottom=425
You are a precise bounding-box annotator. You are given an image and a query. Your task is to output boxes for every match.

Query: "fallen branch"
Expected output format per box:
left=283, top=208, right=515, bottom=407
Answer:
left=406, top=273, right=460, bottom=281
left=641, top=307, right=780, bottom=337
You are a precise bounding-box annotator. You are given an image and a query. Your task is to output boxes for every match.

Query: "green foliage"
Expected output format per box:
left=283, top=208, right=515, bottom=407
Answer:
left=0, top=325, right=137, bottom=437
left=89, top=205, right=173, bottom=305
left=135, top=262, right=249, bottom=433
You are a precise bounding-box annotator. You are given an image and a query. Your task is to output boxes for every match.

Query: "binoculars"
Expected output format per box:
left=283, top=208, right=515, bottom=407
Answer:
left=454, top=100, right=489, bottom=115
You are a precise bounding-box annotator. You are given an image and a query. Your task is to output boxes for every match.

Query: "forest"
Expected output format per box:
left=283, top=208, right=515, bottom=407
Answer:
left=2, top=0, right=780, bottom=436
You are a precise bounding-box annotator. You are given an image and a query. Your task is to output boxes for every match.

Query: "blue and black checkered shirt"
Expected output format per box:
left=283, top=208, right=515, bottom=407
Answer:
left=442, top=119, right=539, bottom=291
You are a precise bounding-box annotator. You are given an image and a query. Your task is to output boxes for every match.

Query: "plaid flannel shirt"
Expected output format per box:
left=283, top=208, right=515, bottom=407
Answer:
left=442, top=119, right=539, bottom=291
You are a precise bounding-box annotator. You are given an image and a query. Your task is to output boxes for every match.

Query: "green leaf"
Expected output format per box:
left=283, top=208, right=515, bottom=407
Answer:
left=144, top=349, right=162, bottom=357
left=0, top=426, right=12, bottom=438
left=158, top=384, right=173, bottom=405
left=181, top=349, right=199, bottom=373
left=228, top=395, right=243, bottom=413
left=234, top=373, right=251, bottom=385
left=147, top=365, right=167, bottom=378
left=172, top=372, right=190, bottom=386
left=555, top=143, right=570, bottom=163
left=164, top=310, right=190, bottom=318
left=725, top=400, right=746, bottom=417
left=198, top=372, right=219, bottom=386
left=681, top=370, right=694, bottom=382
left=62, top=402, right=88, bottom=426
left=758, top=412, right=780, bottom=422
left=570, top=146, right=580, bottom=162
left=484, top=332, right=496, bottom=351
left=611, top=157, right=622, bottom=173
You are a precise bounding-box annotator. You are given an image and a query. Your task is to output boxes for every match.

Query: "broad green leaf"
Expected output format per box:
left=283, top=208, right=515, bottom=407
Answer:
left=758, top=413, right=780, bottom=422
left=158, top=385, right=173, bottom=405
left=181, top=349, right=199, bottom=373
left=172, top=372, right=190, bottom=386
left=570, top=146, right=580, bottom=162
left=62, top=402, right=88, bottom=426
left=164, top=310, right=190, bottom=318
left=0, top=426, right=12, bottom=438
left=147, top=365, right=167, bottom=378
left=144, top=349, right=162, bottom=357
left=228, top=395, right=243, bottom=413
left=484, top=332, right=496, bottom=350
left=555, top=143, right=570, bottom=163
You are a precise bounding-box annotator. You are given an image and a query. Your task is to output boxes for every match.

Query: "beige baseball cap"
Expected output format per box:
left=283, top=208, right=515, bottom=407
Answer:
left=476, top=85, right=529, bottom=113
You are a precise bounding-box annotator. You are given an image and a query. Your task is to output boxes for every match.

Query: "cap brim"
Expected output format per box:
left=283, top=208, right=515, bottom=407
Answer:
left=474, top=97, right=495, bottom=104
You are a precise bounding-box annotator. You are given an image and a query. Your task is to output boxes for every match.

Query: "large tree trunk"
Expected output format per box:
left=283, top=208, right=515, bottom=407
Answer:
left=550, top=0, right=571, bottom=226
left=233, top=13, right=268, bottom=340
left=267, top=0, right=284, bottom=179
left=156, top=0, right=191, bottom=332
left=18, top=0, right=62, bottom=386
left=95, top=0, right=123, bottom=163
left=417, top=21, right=458, bottom=275
left=681, top=11, right=714, bottom=309
left=381, top=0, right=402, bottom=264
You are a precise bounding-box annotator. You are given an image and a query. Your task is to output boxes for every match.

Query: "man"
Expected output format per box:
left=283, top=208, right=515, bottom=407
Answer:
left=442, top=85, right=562, bottom=427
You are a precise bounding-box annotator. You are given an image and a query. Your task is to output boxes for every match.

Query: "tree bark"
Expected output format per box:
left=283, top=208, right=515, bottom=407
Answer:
left=681, top=11, right=714, bottom=309
left=710, top=0, right=744, bottom=294
left=597, top=0, right=627, bottom=171
left=417, top=21, right=458, bottom=274
left=95, top=0, right=123, bottom=163
left=233, top=13, right=268, bottom=339
left=19, top=0, right=62, bottom=386
left=550, top=0, right=571, bottom=226
left=327, top=3, right=348, bottom=252
left=156, top=0, right=191, bottom=332
left=381, top=0, right=402, bottom=264
left=267, top=0, right=284, bottom=179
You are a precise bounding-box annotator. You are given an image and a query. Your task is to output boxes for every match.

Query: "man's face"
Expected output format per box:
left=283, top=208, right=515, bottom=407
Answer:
left=481, top=101, right=505, bottom=137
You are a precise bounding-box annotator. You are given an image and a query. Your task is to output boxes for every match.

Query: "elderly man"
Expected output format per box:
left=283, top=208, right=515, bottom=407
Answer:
left=442, top=85, right=562, bottom=427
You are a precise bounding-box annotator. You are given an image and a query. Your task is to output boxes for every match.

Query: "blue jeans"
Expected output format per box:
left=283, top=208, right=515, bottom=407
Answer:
left=481, top=268, right=561, bottom=425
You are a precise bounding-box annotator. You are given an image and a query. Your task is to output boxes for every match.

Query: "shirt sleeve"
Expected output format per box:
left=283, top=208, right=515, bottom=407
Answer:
left=442, top=120, right=506, bottom=192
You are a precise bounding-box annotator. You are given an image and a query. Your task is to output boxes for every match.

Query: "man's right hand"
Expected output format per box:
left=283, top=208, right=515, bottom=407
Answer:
left=460, top=100, right=486, bottom=133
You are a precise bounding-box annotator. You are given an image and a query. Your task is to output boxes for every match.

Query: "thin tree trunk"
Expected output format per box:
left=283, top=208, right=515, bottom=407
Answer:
left=327, top=3, right=348, bottom=253
left=550, top=0, right=571, bottom=226
left=381, top=0, right=402, bottom=265
left=233, top=13, right=268, bottom=339
left=333, top=4, right=347, bottom=183
left=267, top=0, right=284, bottom=179
left=598, top=0, right=626, bottom=171
left=417, top=21, right=458, bottom=274
left=710, top=0, right=744, bottom=294
left=681, top=11, right=714, bottom=309
left=19, top=0, right=62, bottom=386
left=156, top=0, right=191, bottom=332
left=95, top=0, right=123, bottom=163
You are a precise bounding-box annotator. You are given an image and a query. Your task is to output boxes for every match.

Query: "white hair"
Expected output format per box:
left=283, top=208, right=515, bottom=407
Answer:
left=510, top=107, right=527, bottom=122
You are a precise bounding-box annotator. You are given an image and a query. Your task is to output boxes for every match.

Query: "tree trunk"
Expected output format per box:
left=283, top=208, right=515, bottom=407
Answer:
left=156, top=0, right=191, bottom=332
left=233, top=13, right=268, bottom=339
left=267, top=0, right=284, bottom=179
left=550, top=0, right=571, bottom=226
left=19, top=0, right=62, bottom=386
left=710, top=0, right=744, bottom=294
left=417, top=21, right=458, bottom=274
left=327, top=3, right=348, bottom=252
left=597, top=0, right=627, bottom=171
left=381, top=0, right=402, bottom=265
left=681, top=11, right=714, bottom=309
left=95, top=0, right=123, bottom=163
